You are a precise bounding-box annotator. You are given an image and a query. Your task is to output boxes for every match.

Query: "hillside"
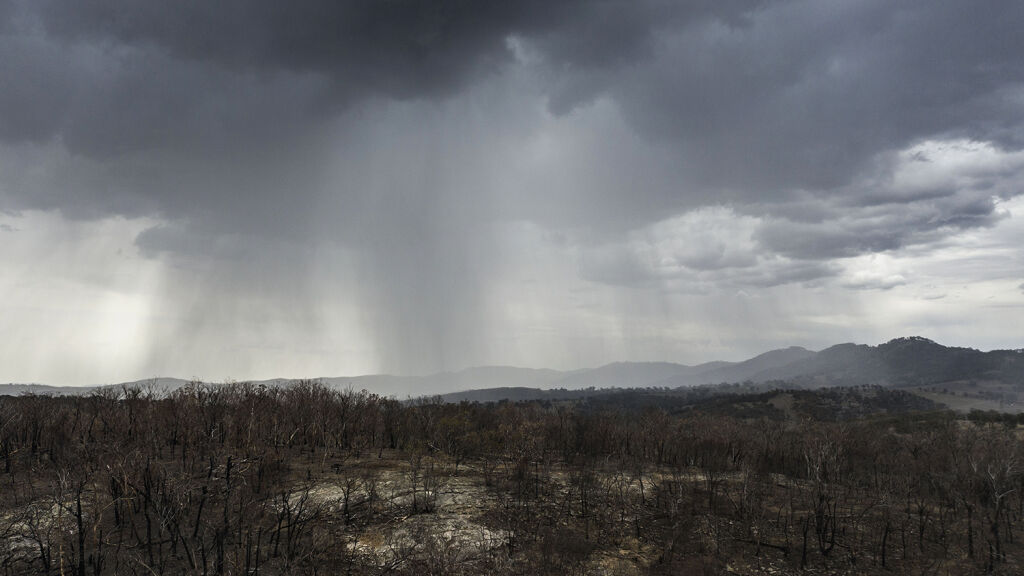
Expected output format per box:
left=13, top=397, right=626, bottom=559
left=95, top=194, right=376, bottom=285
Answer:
left=757, top=337, right=1024, bottom=388
left=655, top=346, right=816, bottom=387
left=2, top=379, right=1020, bottom=575
left=549, top=361, right=718, bottom=390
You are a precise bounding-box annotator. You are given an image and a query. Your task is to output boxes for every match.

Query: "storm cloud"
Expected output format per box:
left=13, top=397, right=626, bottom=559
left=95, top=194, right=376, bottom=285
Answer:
left=1, top=0, right=1023, bottom=383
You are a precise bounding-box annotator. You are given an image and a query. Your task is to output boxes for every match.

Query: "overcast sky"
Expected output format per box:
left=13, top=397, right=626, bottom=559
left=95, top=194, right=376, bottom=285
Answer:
left=2, top=0, right=1023, bottom=385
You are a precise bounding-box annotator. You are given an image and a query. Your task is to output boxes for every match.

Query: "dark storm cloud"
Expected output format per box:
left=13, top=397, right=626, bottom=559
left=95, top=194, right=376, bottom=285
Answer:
left=33, top=0, right=761, bottom=76
left=612, top=0, right=1024, bottom=191
left=1, top=0, right=757, bottom=156
left=2, top=0, right=1024, bottom=375
left=2, top=0, right=1020, bottom=218
left=524, top=0, right=1024, bottom=260
left=0, top=0, right=766, bottom=239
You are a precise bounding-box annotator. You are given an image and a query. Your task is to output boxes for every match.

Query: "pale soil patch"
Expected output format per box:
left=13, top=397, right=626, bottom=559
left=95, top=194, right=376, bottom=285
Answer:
left=307, top=459, right=509, bottom=566
left=0, top=498, right=75, bottom=561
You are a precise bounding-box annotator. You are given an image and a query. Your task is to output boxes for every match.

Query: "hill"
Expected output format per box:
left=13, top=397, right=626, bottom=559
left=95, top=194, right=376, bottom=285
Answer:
left=655, top=346, right=816, bottom=387
left=758, top=337, right=1024, bottom=388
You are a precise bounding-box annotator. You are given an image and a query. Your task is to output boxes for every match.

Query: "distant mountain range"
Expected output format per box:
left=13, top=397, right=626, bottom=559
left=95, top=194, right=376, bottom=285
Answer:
left=3, top=337, right=1022, bottom=399
left=754, top=337, right=1024, bottom=388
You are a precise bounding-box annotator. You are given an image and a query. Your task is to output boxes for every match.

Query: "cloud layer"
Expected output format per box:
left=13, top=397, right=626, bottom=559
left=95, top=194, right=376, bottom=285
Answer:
left=1, top=0, right=1023, bottom=382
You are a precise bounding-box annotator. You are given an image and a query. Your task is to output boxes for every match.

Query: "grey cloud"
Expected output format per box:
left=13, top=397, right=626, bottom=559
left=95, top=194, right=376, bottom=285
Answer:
left=32, top=1, right=522, bottom=95
left=851, top=185, right=959, bottom=208
left=599, top=1, right=1024, bottom=192
left=578, top=253, right=837, bottom=292
left=756, top=191, right=1007, bottom=260
left=0, top=31, right=332, bottom=158
left=34, top=0, right=759, bottom=76
left=734, top=260, right=839, bottom=288
left=5, top=0, right=760, bottom=156
left=577, top=244, right=657, bottom=288
left=757, top=222, right=901, bottom=260
left=842, top=276, right=907, bottom=291
left=3, top=0, right=1024, bottom=375
left=577, top=212, right=839, bottom=292
left=135, top=224, right=237, bottom=261
left=533, top=0, right=1024, bottom=248
left=2, top=0, right=1021, bottom=223
left=577, top=206, right=762, bottom=288
left=0, top=0, right=761, bottom=232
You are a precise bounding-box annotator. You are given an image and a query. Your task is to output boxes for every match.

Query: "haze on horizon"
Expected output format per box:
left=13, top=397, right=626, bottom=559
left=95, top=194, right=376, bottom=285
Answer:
left=2, top=1, right=1024, bottom=386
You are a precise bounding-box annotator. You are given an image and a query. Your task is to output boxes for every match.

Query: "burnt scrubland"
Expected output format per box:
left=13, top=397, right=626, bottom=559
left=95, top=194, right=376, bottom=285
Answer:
left=1, top=382, right=1024, bottom=575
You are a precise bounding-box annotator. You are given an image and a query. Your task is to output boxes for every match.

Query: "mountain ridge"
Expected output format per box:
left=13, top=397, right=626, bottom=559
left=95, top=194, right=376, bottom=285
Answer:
left=3, top=337, right=1021, bottom=398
